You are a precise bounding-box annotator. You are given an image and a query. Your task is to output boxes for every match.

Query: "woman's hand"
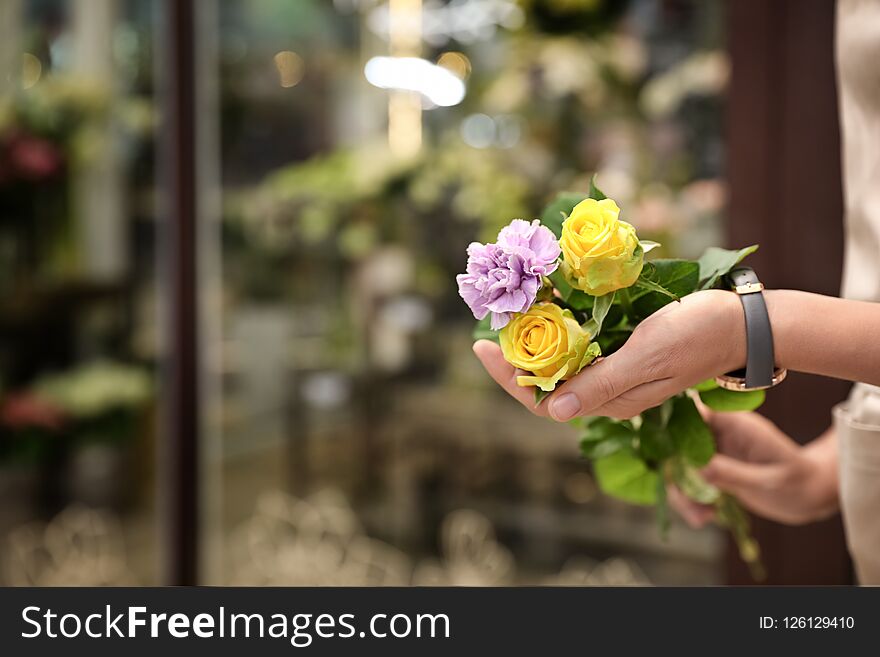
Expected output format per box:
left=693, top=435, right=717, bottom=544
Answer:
left=474, top=289, right=746, bottom=421
left=670, top=411, right=839, bottom=527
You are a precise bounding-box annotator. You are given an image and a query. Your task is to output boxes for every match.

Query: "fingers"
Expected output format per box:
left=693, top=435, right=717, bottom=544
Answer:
left=667, top=484, right=715, bottom=528
left=472, top=341, right=549, bottom=416
left=579, top=377, right=682, bottom=420
left=704, top=411, right=796, bottom=463
left=701, top=453, right=783, bottom=496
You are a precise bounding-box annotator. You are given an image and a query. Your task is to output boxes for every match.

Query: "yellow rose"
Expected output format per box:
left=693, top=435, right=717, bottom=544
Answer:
left=499, top=302, right=601, bottom=392
left=559, top=198, right=643, bottom=296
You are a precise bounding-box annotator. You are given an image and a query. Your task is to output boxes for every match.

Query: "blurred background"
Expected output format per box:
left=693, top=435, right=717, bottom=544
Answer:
left=0, top=0, right=850, bottom=586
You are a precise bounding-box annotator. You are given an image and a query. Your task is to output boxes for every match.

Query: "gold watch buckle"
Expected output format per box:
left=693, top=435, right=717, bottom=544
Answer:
left=733, top=282, right=764, bottom=295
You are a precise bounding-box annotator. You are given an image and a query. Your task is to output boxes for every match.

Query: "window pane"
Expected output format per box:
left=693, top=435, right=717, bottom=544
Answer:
left=200, top=0, right=727, bottom=586
left=0, top=0, right=161, bottom=584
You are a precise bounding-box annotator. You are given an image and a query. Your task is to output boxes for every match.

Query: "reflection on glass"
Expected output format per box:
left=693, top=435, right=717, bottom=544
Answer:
left=206, top=0, right=727, bottom=586
left=0, top=0, right=159, bottom=584
left=0, top=0, right=729, bottom=587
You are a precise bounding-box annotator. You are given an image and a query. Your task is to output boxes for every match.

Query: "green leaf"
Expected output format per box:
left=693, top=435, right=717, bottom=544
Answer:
left=536, top=277, right=556, bottom=302
left=548, top=269, right=594, bottom=310
left=633, top=276, right=679, bottom=300
left=589, top=174, right=607, bottom=201
left=655, top=475, right=671, bottom=538
left=637, top=400, right=675, bottom=462
left=548, top=269, right=574, bottom=301
left=592, top=291, right=615, bottom=327
left=646, top=259, right=700, bottom=297
left=580, top=417, right=636, bottom=459
left=692, top=378, right=718, bottom=392
left=593, top=448, right=658, bottom=505
left=640, top=240, right=661, bottom=254
left=697, top=245, right=759, bottom=290
left=534, top=387, right=552, bottom=407
left=699, top=387, right=766, bottom=412
left=582, top=291, right=615, bottom=338
left=630, top=259, right=700, bottom=319
left=581, top=416, right=635, bottom=442
left=472, top=316, right=500, bottom=343
left=566, top=290, right=596, bottom=311
left=540, top=192, right=589, bottom=239
left=667, top=395, right=715, bottom=466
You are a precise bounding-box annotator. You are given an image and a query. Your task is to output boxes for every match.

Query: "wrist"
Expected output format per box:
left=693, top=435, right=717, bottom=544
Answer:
left=762, top=289, right=790, bottom=370
left=718, top=288, right=748, bottom=374
left=800, top=432, right=840, bottom=520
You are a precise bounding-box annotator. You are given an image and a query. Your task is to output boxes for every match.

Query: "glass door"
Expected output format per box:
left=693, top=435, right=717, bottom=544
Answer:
left=198, top=0, right=729, bottom=586
left=1, top=0, right=162, bottom=584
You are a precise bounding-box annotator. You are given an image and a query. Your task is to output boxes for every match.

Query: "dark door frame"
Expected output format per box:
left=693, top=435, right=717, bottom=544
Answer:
left=159, top=0, right=199, bottom=586
left=726, top=0, right=853, bottom=584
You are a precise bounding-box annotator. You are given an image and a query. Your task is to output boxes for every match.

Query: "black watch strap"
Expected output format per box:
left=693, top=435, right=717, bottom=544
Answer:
left=726, top=266, right=775, bottom=389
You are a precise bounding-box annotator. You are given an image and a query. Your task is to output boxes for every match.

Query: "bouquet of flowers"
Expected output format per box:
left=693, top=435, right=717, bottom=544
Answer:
left=458, top=177, right=765, bottom=578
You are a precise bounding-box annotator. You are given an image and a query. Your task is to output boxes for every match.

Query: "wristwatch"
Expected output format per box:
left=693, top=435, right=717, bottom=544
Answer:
left=714, top=266, right=787, bottom=392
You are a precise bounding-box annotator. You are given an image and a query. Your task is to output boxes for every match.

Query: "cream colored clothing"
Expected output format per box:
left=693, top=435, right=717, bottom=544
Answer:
left=833, top=0, right=880, bottom=584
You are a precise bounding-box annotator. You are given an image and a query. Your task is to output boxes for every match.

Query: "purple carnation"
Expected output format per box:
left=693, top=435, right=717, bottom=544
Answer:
left=457, top=219, right=561, bottom=330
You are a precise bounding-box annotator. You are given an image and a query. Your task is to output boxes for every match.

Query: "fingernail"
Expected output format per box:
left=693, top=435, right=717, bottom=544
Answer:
left=550, top=393, right=581, bottom=421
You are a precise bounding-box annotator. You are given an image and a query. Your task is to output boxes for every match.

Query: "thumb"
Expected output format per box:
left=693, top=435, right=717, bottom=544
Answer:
left=547, top=350, right=643, bottom=421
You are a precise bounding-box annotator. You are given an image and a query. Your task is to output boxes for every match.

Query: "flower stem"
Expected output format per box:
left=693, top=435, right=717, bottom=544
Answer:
left=715, top=493, right=766, bottom=581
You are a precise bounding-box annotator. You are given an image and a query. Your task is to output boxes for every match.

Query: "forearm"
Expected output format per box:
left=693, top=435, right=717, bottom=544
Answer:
left=765, top=290, right=880, bottom=386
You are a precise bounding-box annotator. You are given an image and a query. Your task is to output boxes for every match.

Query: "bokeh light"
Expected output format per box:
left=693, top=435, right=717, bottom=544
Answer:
left=21, top=53, right=42, bottom=89
left=273, top=50, right=305, bottom=88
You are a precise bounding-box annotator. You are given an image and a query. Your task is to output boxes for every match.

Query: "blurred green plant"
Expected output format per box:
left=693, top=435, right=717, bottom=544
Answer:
left=32, top=361, right=152, bottom=446
left=0, top=75, right=154, bottom=286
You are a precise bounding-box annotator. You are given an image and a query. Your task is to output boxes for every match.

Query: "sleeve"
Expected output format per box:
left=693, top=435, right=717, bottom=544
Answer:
left=834, top=0, right=880, bottom=585
left=834, top=383, right=880, bottom=584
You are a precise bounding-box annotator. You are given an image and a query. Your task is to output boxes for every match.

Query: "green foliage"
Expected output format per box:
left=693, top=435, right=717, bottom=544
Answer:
left=534, top=387, right=552, bottom=406
left=540, top=192, right=588, bottom=239
left=548, top=269, right=594, bottom=310
left=538, top=176, right=608, bottom=239
left=667, top=395, right=715, bottom=466
left=692, top=378, right=718, bottom=392
left=637, top=400, right=675, bottom=462
left=697, top=245, right=759, bottom=290
left=588, top=174, right=607, bottom=201
left=582, top=291, right=615, bottom=338
left=631, top=259, right=700, bottom=319
left=579, top=417, right=636, bottom=459
left=699, top=386, right=766, bottom=412
left=583, top=393, right=717, bottom=512
left=639, top=240, right=661, bottom=254
left=592, top=447, right=659, bottom=506
left=472, top=316, right=500, bottom=343
left=666, top=457, right=720, bottom=504
left=655, top=475, right=671, bottom=537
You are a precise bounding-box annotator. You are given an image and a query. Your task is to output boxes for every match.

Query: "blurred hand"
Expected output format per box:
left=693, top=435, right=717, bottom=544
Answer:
left=669, top=411, right=839, bottom=527
left=474, top=289, right=746, bottom=421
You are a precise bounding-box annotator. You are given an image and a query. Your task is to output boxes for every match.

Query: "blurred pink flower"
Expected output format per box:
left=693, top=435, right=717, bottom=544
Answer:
left=5, top=132, right=64, bottom=181
left=1, top=393, right=65, bottom=432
